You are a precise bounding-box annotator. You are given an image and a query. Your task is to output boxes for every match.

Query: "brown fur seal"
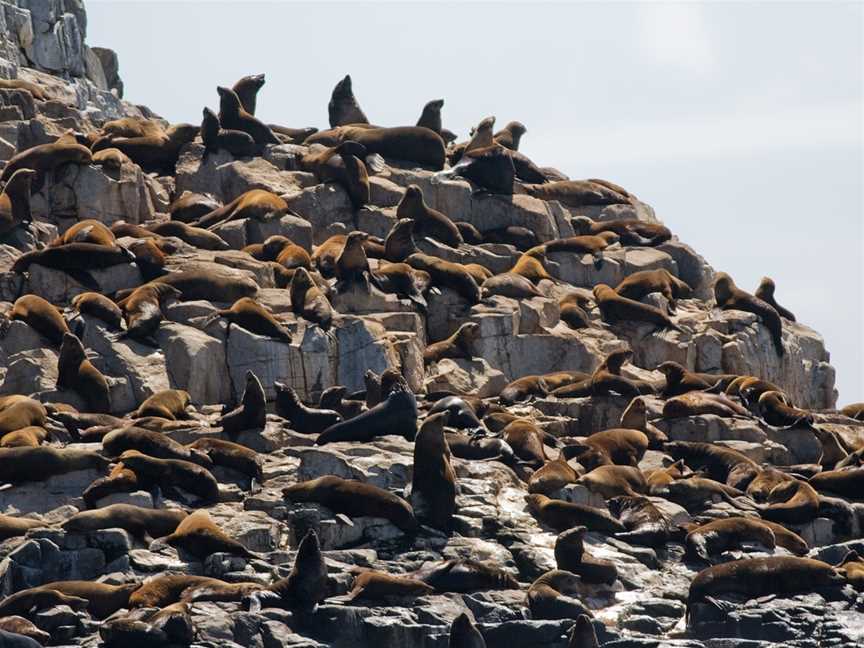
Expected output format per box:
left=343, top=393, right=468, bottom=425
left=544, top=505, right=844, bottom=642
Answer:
left=0, top=587, right=89, bottom=618
left=383, top=218, right=418, bottom=262
left=343, top=570, right=433, bottom=602
left=0, top=135, right=92, bottom=188
left=0, top=78, right=48, bottom=100
left=335, top=230, right=377, bottom=288
left=282, top=475, right=418, bottom=532
left=755, top=276, right=796, bottom=321
left=274, top=382, right=342, bottom=434
left=219, top=370, right=266, bottom=437
left=201, top=106, right=256, bottom=158
left=102, top=426, right=209, bottom=465
left=501, top=419, right=550, bottom=468
left=424, top=322, right=480, bottom=365
left=134, top=389, right=192, bottom=420
left=397, top=185, right=463, bottom=248
left=82, top=461, right=139, bottom=507
left=656, top=361, right=737, bottom=397
left=118, top=282, right=181, bottom=342
left=31, top=581, right=141, bottom=619
left=761, top=478, right=820, bottom=523
left=608, top=495, right=670, bottom=545
left=528, top=457, right=581, bottom=495
left=52, top=219, right=116, bottom=247
left=499, top=375, right=557, bottom=404
left=312, top=234, right=350, bottom=277
left=552, top=349, right=652, bottom=399
left=809, top=468, right=864, bottom=500
left=92, top=147, right=132, bottom=170
left=448, top=612, right=486, bottom=648
left=714, top=272, right=783, bottom=356
left=571, top=216, right=671, bottom=247
left=0, top=617, right=50, bottom=645
left=663, top=391, right=750, bottom=419
left=62, top=503, right=187, bottom=540
left=128, top=574, right=261, bottom=608
left=684, top=517, right=776, bottom=561
left=206, top=297, right=292, bottom=343
left=526, top=494, right=625, bottom=533
left=527, top=570, right=593, bottom=620
left=555, top=527, right=618, bottom=584
left=615, top=269, right=692, bottom=313
left=406, top=253, right=481, bottom=303
left=0, top=168, right=35, bottom=236
left=267, top=529, right=328, bottom=610
left=56, top=332, right=111, bottom=413
left=217, top=86, right=279, bottom=150
left=168, top=192, right=221, bottom=224
left=411, top=411, right=458, bottom=532
left=494, top=121, right=527, bottom=150
left=662, top=477, right=751, bottom=512
left=665, top=441, right=757, bottom=483
left=194, top=188, right=288, bottom=230
left=577, top=465, right=648, bottom=499
left=0, top=446, right=108, bottom=484
left=593, top=284, right=682, bottom=331
left=757, top=390, right=813, bottom=427
left=71, top=292, right=123, bottom=329
left=619, top=397, right=668, bottom=448
left=317, top=385, right=418, bottom=444
left=290, top=267, right=333, bottom=329
left=440, top=143, right=515, bottom=194
left=302, top=140, right=370, bottom=209
left=563, top=428, right=649, bottom=470
left=373, top=261, right=429, bottom=310
left=567, top=614, right=599, bottom=648
left=328, top=74, right=369, bottom=127
left=413, top=559, right=519, bottom=592
left=118, top=450, right=220, bottom=502
left=157, top=509, right=255, bottom=559
left=525, top=180, right=629, bottom=207
left=543, top=235, right=612, bottom=269
left=0, top=514, right=45, bottom=540
left=482, top=272, right=544, bottom=299
left=149, top=220, right=229, bottom=250
left=231, top=73, right=265, bottom=114
left=7, top=294, right=69, bottom=345
left=0, top=425, right=47, bottom=447
left=686, top=556, right=843, bottom=620
left=0, top=397, right=46, bottom=434
left=187, top=437, right=263, bottom=481
left=11, top=242, right=134, bottom=277
left=153, top=267, right=259, bottom=302
left=338, top=125, right=446, bottom=170
left=416, top=98, right=444, bottom=134
left=93, top=123, right=198, bottom=175
left=840, top=403, right=864, bottom=421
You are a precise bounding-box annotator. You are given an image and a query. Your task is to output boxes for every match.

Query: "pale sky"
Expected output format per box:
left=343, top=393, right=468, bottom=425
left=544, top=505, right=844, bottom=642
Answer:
left=86, top=1, right=863, bottom=403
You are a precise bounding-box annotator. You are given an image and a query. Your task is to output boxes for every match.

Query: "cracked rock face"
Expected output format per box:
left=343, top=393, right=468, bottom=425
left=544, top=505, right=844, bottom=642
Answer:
left=0, top=2, right=861, bottom=648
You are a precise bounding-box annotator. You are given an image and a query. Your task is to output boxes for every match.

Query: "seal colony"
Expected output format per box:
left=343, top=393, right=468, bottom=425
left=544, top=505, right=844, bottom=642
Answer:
left=0, top=9, right=859, bottom=647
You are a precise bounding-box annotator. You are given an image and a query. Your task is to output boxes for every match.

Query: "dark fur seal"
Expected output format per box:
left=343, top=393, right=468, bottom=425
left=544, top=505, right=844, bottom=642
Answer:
left=608, top=495, right=670, bottom=546
left=526, top=494, right=625, bottom=533
left=448, top=612, right=487, bottom=648
left=118, top=282, right=181, bottom=343
left=755, top=276, right=796, bottom=321
left=317, top=384, right=417, bottom=444
left=62, top=504, right=187, bottom=541
left=339, top=125, right=445, bottom=170
left=149, top=220, right=229, bottom=250
left=217, top=86, right=279, bottom=150
left=201, top=106, right=256, bottom=158
left=0, top=134, right=92, bottom=189
left=93, top=123, right=198, bottom=175
left=102, top=426, right=209, bottom=465
left=593, top=284, right=682, bottom=331
left=405, top=253, right=481, bottom=303
left=411, top=411, right=457, bottom=532
left=219, top=370, right=266, bottom=437
left=56, top=332, right=111, bottom=413
left=207, top=297, right=292, bottom=342
left=268, top=529, right=328, bottom=610
left=397, top=184, right=463, bottom=248
left=527, top=570, right=593, bottom=620
left=187, top=437, right=262, bottom=481
left=414, top=559, right=519, bottom=592
left=684, top=517, right=777, bottom=561
left=71, top=292, right=123, bottom=329
left=555, top=527, right=618, bottom=584
left=290, top=267, right=333, bottom=329
left=275, top=382, right=342, bottom=434
left=571, top=216, right=671, bottom=247
left=328, top=74, right=369, bottom=127
left=118, top=450, right=220, bottom=503
left=714, top=272, right=784, bottom=356
left=665, top=441, right=757, bottom=483
left=0, top=446, right=108, bottom=484
left=0, top=168, right=34, bottom=236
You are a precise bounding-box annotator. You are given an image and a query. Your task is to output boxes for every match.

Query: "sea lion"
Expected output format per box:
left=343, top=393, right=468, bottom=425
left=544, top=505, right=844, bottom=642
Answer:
left=396, top=184, right=463, bottom=248
left=684, top=517, right=777, bottom=561
left=193, top=188, right=288, bottom=230
left=0, top=618, right=49, bottom=645
left=118, top=450, right=220, bottom=502
left=761, top=478, right=820, bottom=523
left=686, top=557, right=843, bottom=621
left=0, top=77, right=48, bottom=100
left=555, top=527, right=618, bottom=584
left=337, top=125, right=446, bottom=170
left=284, top=475, right=417, bottom=532
left=0, top=446, right=108, bottom=484
left=840, top=403, right=864, bottom=421
left=0, top=168, right=35, bottom=236
left=118, top=282, right=181, bottom=342
left=615, top=269, right=692, bottom=313
left=577, top=465, right=648, bottom=499
left=411, top=411, right=458, bottom=532
left=290, top=267, right=333, bottom=329
left=524, top=180, right=629, bottom=207
left=129, top=574, right=261, bottom=608
left=0, top=425, right=47, bottom=447
left=714, top=272, right=784, bottom=356
left=499, top=375, right=555, bottom=404
left=593, top=284, right=682, bottom=331
left=543, top=235, right=612, bottom=269
left=187, top=437, right=263, bottom=481
left=481, top=272, right=544, bottom=299
left=608, top=495, right=671, bottom=545
left=219, top=370, right=266, bottom=437
left=424, top=322, right=480, bottom=365
left=207, top=297, right=292, bottom=343
left=501, top=419, right=550, bottom=468
left=71, top=292, right=123, bottom=329
left=567, top=614, right=599, bottom=648
left=56, top=332, right=111, bottom=413
left=92, top=123, right=198, bottom=175
left=301, top=140, right=371, bottom=209
left=335, top=230, right=378, bottom=288
left=267, top=529, right=328, bottom=610
left=406, top=253, right=481, bottom=303
left=527, top=570, right=593, bottom=620
left=809, top=468, right=864, bottom=500
left=153, top=267, right=258, bottom=303
left=201, top=106, right=257, bottom=158
left=664, top=441, right=758, bottom=483
left=343, top=570, right=434, bottom=602
left=383, top=218, right=418, bottom=262
left=312, top=234, right=350, bottom=277
left=0, top=514, right=45, bottom=540
left=168, top=192, right=222, bottom=224
left=440, top=143, right=515, bottom=194
left=494, top=121, right=527, bottom=150
left=661, top=477, right=751, bottom=512
left=52, top=219, right=116, bottom=247
left=134, top=389, right=192, bottom=420
left=92, top=146, right=132, bottom=170
left=7, top=294, right=69, bottom=346
left=663, top=392, right=750, bottom=419
left=414, top=559, right=519, bottom=592
left=232, top=73, right=265, bottom=114
left=99, top=601, right=194, bottom=647
left=619, top=397, right=668, bottom=448
left=62, top=504, right=187, bottom=541
left=148, top=220, right=229, bottom=250
left=275, top=382, right=342, bottom=434
left=328, top=74, right=369, bottom=127
left=0, top=397, right=46, bottom=434
left=157, top=509, right=255, bottom=559
left=429, top=396, right=485, bottom=432
left=757, top=390, right=813, bottom=427
left=448, top=612, right=486, bottom=648
left=373, top=261, right=429, bottom=310
left=11, top=243, right=135, bottom=281
left=102, top=426, right=209, bottom=465
left=571, top=216, right=671, bottom=247
left=217, top=85, right=280, bottom=149
left=656, top=361, right=737, bottom=397
left=0, top=587, right=89, bottom=619
left=0, top=135, right=92, bottom=188
left=755, top=276, right=796, bottom=322
left=526, top=494, right=625, bottom=533
left=82, top=461, right=139, bottom=507
left=563, top=428, right=649, bottom=470
left=316, top=385, right=418, bottom=444
left=29, top=581, right=141, bottom=619
left=528, top=457, right=581, bottom=495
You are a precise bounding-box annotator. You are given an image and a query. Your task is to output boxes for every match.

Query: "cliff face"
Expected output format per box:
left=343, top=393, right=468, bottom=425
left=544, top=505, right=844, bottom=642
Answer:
left=0, top=3, right=861, bottom=648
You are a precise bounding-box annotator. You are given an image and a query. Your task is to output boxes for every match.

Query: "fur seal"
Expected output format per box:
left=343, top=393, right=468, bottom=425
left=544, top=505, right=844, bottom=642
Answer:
left=301, top=140, right=370, bottom=209
left=424, top=322, right=480, bottom=365
left=615, top=269, right=692, bottom=313
left=684, top=517, right=777, bottom=561
left=62, top=504, right=187, bottom=541
left=0, top=618, right=49, bottom=645
left=11, top=242, right=135, bottom=280
left=71, top=292, right=123, bottom=329
left=543, top=235, right=613, bottom=269
left=499, top=375, right=555, bottom=404
left=275, top=382, right=342, bottom=434
left=317, top=385, right=417, bottom=444
left=0, top=135, right=92, bottom=188
left=567, top=614, right=599, bottom=648
left=714, top=272, right=783, bottom=356
left=92, top=147, right=131, bottom=170
left=528, top=457, right=581, bottom=495
left=335, top=230, right=379, bottom=289
left=840, top=403, right=864, bottom=421
left=328, top=74, right=369, bottom=127
left=217, top=86, right=279, bottom=149
left=563, top=428, right=649, bottom=470
left=619, top=396, right=668, bottom=448
left=93, top=123, right=198, bottom=175
left=555, top=527, right=618, bottom=584
left=663, top=392, right=750, bottom=419
left=656, top=361, right=737, bottom=397
left=661, top=477, right=752, bottom=512
left=440, top=143, right=515, bottom=194
left=373, top=261, right=429, bottom=310
left=0, top=168, right=34, bottom=236
left=571, top=216, right=671, bottom=247
left=267, top=529, right=328, bottom=610
left=118, top=282, right=181, bottom=342
left=527, top=570, right=593, bottom=620
left=149, top=220, right=229, bottom=250
left=0, top=446, right=108, bottom=484
left=428, top=396, right=484, bottom=432
left=118, top=450, right=220, bottom=502
left=406, top=253, right=481, bottom=303
left=134, top=389, right=192, bottom=420
left=128, top=574, right=261, bottom=608
left=193, top=188, right=288, bottom=230
left=501, top=419, right=550, bottom=468
left=665, top=441, right=757, bottom=483
left=232, top=73, right=265, bottom=114
left=56, top=332, right=111, bottom=413
left=201, top=106, right=256, bottom=158
left=0, top=425, right=47, bottom=448
left=7, top=294, right=69, bottom=346
left=0, top=514, right=45, bottom=540
left=157, top=509, right=255, bottom=559
left=525, top=180, right=629, bottom=207
left=219, top=370, right=266, bottom=437
left=383, top=218, right=418, bottom=262
left=414, top=559, right=519, bottom=592
left=153, top=267, right=258, bottom=302
left=207, top=297, right=292, bottom=342
left=0, top=77, right=48, bottom=100
left=757, top=390, right=813, bottom=427
left=102, top=426, right=209, bottom=466
left=0, top=587, right=89, bottom=619
left=0, top=397, right=46, bottom=434
left=577, top=465, right=648, bottom=499
left=283, top=475, right=418, bottom=532
left=52, top=219, right=116, bottom=247
left=761, top=478, right=820, bottom=523
left=168, top=192, right=222, bottom=224
left=448, top=612, right=486, bottom=648
left=755, top=276, right=796, bottom=321
left=809, top=468, right=864, bottom=500
left=686, top=556, right=843, bottom=621
left=338, top=125, right=446, bottom=170
left=494, top=121, right=527, bottom=150
left=481, top=272, right=544, bottom=299
left=411, top=411, right=458, bottom=532
left=29, top=581, right=140, bottom=619
left=187, top=437, right=262, bottom=481
left=343, top=570, right=433, bottom=602
left=526, top=494, right=625, bottom=533
left=397, top=185, right=463, bottom=248
left=82, top=461, right=139, bottom=507
left=593, top=284, right=682, bottom=331
left=290, top=267, right=333, bottom=329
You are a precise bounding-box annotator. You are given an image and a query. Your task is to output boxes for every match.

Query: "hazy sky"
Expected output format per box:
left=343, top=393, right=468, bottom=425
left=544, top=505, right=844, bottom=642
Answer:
left=86, top=2, right=863, bottom=403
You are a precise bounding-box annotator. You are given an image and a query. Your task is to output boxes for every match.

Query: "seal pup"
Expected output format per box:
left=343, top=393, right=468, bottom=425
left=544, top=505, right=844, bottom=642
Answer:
left=714, top=272, right=784, bottom=356
left=755, top=276, right=796, bottom=321
left=219, top=370, right=266, bottom=437
left=275, top=383, right=342, bottom=434
left=411, top=411, right=458, bottom=532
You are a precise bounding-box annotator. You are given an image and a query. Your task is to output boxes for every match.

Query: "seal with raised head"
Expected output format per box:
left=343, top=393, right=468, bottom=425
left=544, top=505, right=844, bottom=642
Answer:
left=290, top=267, right=333, bottom=330
left=264, top=529, right=328, bottom=611
left=301, top=140, right=371, bottom=209
left=217, top=86, right=279, bottom=150
left=714, top=272, right=784, bottom=356
left=383, top=218, right=418, bottom=262
left=0, top=168, right=35, bottom=236
left=52, top=219, right=116, bottom=247
left=316, top=384, right=418, bottom=444
left=71, top=292, right=123, bottom=330
left=219, top=370, right=266, bottom=437
left=494, top=121, right=527, bottom=150
left=527, top=570, right=593, bottom=620
left=424, top=322, right=480, bottom=365
left=411, top=411, right=458, bottom=532
left=755, top=276, right=796, bottom=321
left=275, top=382, right=342, bottom=434
left=396, top=185, right=463, bottom=248
left=567, top=614, right=599, bottom=648
left=93, top=123, right=198, bottom=175
left=448, top=612, right=486, bottom=648
left=328, top=74, right=369, bottom=127
left=231, top=73, right=265, bottom=114
left=56, top=332, right=111, bottom=413
left=555, top=526, right=618, bottom=584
